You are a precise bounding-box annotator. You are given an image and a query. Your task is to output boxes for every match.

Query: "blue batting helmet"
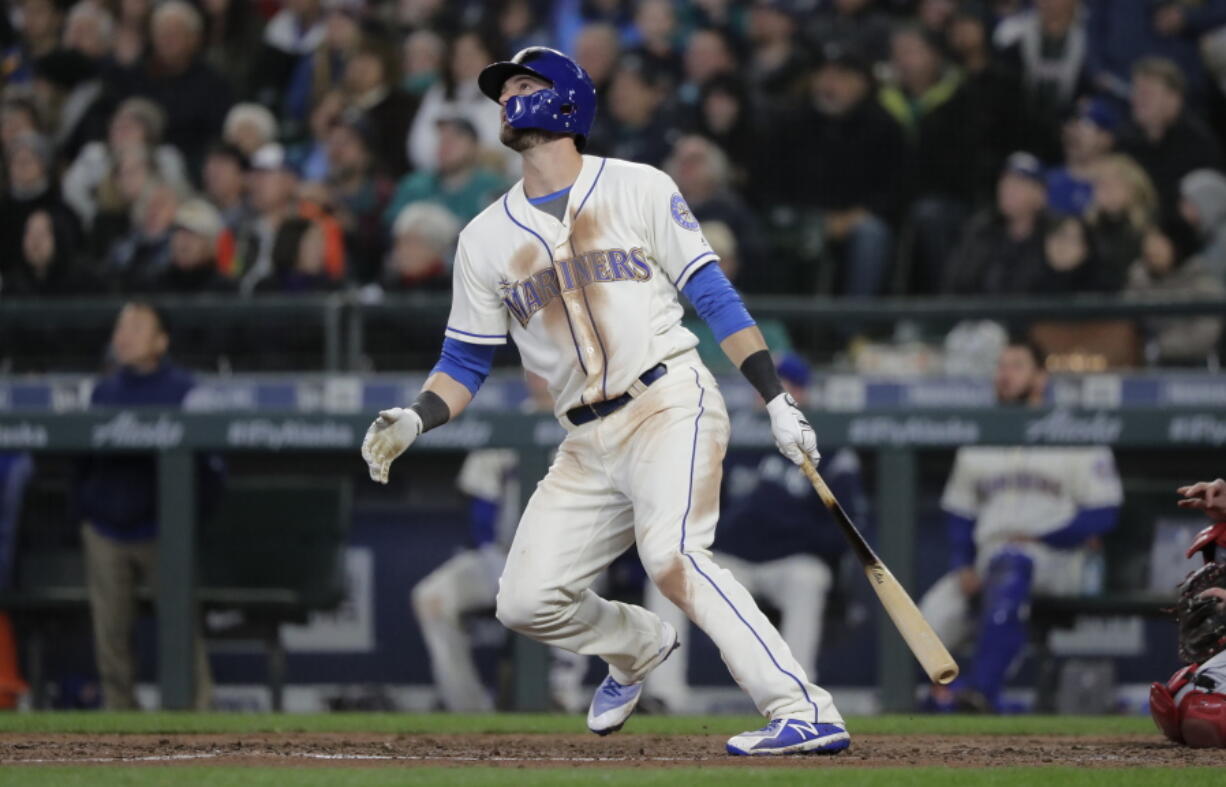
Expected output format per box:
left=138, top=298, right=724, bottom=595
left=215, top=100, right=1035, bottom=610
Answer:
left=478, top=47, right=597, bottom=150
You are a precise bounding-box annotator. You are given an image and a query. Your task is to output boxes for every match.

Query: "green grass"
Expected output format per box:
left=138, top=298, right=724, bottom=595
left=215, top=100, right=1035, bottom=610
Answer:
left=0, top=768, right=1212, bottom=787
left=0, top=710, right=1157, bottom=735
left=0, top=711, right=1155, bottom=737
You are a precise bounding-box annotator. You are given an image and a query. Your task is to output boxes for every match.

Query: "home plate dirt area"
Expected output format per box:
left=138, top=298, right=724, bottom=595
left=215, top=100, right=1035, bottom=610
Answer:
left=3, top=732, right=1225, bottom=769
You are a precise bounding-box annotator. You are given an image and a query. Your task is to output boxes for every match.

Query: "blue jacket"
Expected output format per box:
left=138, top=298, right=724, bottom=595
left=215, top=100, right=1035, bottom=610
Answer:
left=714, top=448, right=866, bottom=566
left=77, top=360, right=194, bottom=541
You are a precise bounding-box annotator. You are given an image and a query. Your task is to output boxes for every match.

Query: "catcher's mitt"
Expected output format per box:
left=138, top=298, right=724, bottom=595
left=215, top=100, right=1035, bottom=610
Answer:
left=1177, top=562, right=1226, bottom=663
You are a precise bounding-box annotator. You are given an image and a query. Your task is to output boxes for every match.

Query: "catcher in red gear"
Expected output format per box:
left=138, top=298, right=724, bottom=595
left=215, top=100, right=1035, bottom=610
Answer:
left=1151, top=482, right=1226, bottom=748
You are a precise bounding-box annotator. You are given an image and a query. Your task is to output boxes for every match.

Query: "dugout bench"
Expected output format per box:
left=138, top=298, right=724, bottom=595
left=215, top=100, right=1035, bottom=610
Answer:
left=0, top=478, right=350, bottom=710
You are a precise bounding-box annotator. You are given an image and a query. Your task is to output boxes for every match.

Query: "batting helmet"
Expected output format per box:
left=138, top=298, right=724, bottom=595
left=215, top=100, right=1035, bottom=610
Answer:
left=478, top=47, right=596, bottom=150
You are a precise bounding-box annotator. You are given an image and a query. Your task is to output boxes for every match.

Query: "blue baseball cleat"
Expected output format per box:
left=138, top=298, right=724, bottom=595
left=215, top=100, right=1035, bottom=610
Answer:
left=725, top=718, right=851, bottom=756
left=586, top=622, right=678, bottom=735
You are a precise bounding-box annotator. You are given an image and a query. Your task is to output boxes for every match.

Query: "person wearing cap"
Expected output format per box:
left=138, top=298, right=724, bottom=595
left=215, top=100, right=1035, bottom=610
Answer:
left=222, top=142, right=301, bottom=293
left=765, top=42, right=907, bottom=296
left=643, top=355, right=862, bottom=713
left=807, top=0, right=894, bottom=65
left=1118, top=57, right=1222, bottom=233
left=203, top=143, right=251, bottom=233
left=945, top=152, right=1052, bottom=295
left=146, top=198, right=234, bottom=294
left=383, top=116, right=504, bottom=227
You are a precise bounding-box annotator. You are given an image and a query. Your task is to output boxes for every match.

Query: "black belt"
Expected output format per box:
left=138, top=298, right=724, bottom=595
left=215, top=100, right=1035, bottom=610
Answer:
left=566, top=363, right=668, bottom=426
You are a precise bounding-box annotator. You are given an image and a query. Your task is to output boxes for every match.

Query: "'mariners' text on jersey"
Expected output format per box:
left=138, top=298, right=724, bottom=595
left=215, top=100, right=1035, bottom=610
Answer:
left=499, top=247, right=653, bottom=327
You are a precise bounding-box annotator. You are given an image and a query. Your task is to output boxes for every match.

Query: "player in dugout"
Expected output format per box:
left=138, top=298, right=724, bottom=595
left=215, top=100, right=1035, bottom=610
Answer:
left=919, top=339, right=1123, bottom=712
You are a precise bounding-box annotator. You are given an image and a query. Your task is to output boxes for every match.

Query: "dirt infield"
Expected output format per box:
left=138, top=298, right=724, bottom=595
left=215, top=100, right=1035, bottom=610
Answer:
left=3, top=732, right=1226, bottom=768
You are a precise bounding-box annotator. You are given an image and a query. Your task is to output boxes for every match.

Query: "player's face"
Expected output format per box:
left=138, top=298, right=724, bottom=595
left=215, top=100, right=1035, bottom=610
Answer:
left=110, top=305, right=168, bottom=370
left=994, top=347, right=1042, bottom=405
left=498, top=74, right=558, bottom=151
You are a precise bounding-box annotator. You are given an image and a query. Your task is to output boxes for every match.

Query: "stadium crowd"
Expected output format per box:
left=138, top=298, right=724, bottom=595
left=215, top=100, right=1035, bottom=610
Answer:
left=2, top=0, right=1226, bottom=364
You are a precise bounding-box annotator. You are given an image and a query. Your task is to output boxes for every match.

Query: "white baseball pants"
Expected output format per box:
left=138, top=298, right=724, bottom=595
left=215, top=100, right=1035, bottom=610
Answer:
left=496, top=356, right=842, bottom=724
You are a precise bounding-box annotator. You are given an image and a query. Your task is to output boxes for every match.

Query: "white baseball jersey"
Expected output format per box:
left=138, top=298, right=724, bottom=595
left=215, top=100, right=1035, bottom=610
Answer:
left=941, top=447, right=1123, bottom=548
left=444, top=155, right=717, bottom=418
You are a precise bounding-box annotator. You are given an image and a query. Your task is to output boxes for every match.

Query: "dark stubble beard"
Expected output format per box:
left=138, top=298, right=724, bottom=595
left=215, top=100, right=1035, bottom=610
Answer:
left=500, top=124, right=572, bottom=152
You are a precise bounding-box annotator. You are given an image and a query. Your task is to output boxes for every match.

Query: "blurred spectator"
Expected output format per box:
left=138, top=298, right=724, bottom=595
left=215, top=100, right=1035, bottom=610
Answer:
left=1044, top=97, right=1119, bottom=217
left=945, top=152, right=1051, bottom=295
left=408, top=30, right=504, bottom=174
left=113, top=0, right=233, bottom=173
left=322, top=116, right=392, bottom=283
left=3, top=0, right=64, bottom=85
left=644, top=357, right=861, bottom=713
left=344, top=38, right=419, bottom=179
left=769, top=44, right=906, bottom=295
left=0, top=209, right=96, bottom=297
left=919, top=339, right=1121, bottom=713
left=665, top=134, right=767, bottom=278
left=585, top=54, right=676, bottom=167
left=383, top=201, right=461, bottom=292
left=257, top=215, right=336, bottom=293
left=0, top=94, right=42, bottom=151
left=0, top=132, right=79, bottom=279
left=113, top=0, right=154, bottom=68
left=552, top=0, right=635, bottom=55
left=200, top=0, right=264, bottom=95
left=995, top=0, right=1091, bottom=160
left=402, top=29, right=446, bottom=96
left=1117, top=57, right=1221, bottom=231
left=688, top=75, right=755, bottom=189
left=1085, top=153, right=1157, bottom=290
left=628, top=0, right=682, bottom=81
left=220, top=142, right=299, bottom=293
left=809, top=0, right=894, bottom=64
left=290, top=90, right=345, bottom=183
left=746, top=0, right=807, bottom=106
left=1034, top=214, right=1101, bottom=293
left=282, top=3, right=362, bottom=138
left=882, top=25, right=981, bottom=293
left=31, top=49, right=109, bottom=163
left=62, top=2, right=115, bottom=62
left=384, top=116, right=503, bottom=227
left=105, top=179, right=182, bottom=291
left=202, top=142, right=250, bottom=232
left=1126, top=225, right=1224, bottom=367
left=677, top=27, right=736, bottom=108
left=574, top=22, right=620, bottom=116
left=76, top=301, right=212, bottom=710
left=146, top=198, right=233, bottom=294
left=222, top=103, right=279, bottom=160
left=252, top=0, right=326, bottom=109
left=62, top=97, right=190, bottom=230
left=492, top=0, right=549, bottom=55
left=1179, top=169, right=1226, bottom=283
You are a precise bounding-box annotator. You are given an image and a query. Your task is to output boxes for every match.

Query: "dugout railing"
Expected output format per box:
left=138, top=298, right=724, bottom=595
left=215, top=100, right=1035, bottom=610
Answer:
left=0, top=407, right=1218, bottom=712
left=3, top=293, right=1224, bottom=373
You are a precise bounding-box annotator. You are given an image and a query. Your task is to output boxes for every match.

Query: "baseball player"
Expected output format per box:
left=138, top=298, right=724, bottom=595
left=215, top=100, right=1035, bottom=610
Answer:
left=362, top=47, right=848, bottom=755
left=919, top=340, right=1123, bottom=712
left=411, top=375, right=589, bottom=713
left=644, top=355, right=862, bottom=713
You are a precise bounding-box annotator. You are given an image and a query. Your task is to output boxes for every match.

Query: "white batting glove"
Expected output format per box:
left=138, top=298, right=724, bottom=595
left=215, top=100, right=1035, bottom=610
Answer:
left=765, top=393, right=820, bottom=467
left=361, top=407, right=422, bottom=484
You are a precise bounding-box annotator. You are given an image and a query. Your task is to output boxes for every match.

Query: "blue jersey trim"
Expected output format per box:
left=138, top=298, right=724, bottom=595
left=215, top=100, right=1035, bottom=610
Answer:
left=445, top=326, right=508, bottom=341
left=503, top=194, right=588, bottom=377
left=572, top=157, right=606, bottom=220
left=681, top=262, right=756, bottom=342
left=431, top=337, right=496, bottom=396
left=679, top=368, right=822, bottom=721
left=527, top=185, right=572, bottom=205
left=673, top=251, right=720, bottom=287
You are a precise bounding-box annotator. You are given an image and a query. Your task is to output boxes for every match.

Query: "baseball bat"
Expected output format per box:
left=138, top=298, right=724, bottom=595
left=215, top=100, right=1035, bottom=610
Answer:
left=799, top=457, right=959, bottom=685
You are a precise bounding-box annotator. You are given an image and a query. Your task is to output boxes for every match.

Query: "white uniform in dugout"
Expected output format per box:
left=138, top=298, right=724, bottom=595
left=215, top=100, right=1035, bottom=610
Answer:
left=449, top=155, right=838, bottom=724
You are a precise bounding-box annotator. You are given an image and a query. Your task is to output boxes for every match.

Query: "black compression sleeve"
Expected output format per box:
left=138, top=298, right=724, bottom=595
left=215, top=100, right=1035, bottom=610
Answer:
left=739, top=349, right=785, bottom=402
left=409, top=390, right=451, bottom=433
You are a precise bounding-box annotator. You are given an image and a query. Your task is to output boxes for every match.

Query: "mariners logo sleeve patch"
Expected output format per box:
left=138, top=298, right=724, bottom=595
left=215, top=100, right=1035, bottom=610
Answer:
left=670, top=193, right=700, bottom=231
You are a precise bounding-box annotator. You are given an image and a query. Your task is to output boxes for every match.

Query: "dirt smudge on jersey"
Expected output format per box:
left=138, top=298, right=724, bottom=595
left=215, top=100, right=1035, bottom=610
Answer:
left=509, top=244, right=538, bottom=280
left=653, top=555, right=693, bottom=615
left=567, top=205, right=610, bottom=401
